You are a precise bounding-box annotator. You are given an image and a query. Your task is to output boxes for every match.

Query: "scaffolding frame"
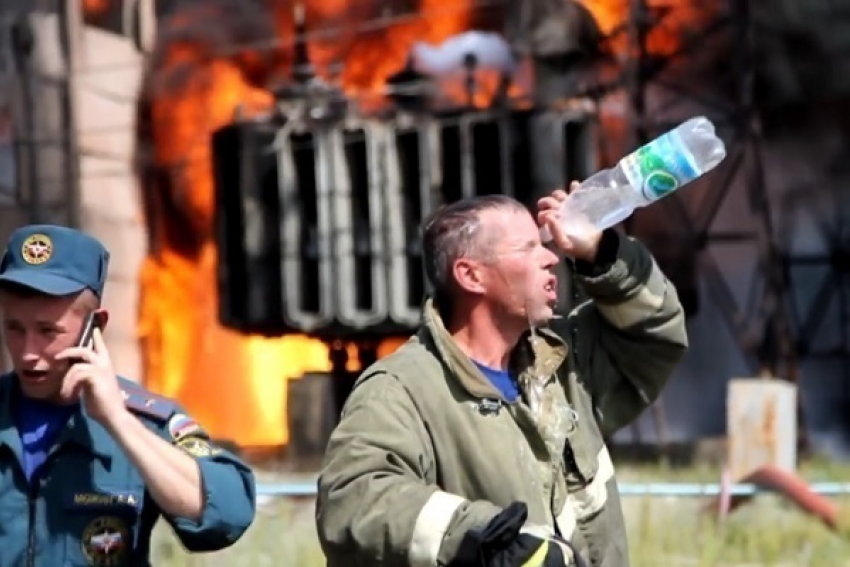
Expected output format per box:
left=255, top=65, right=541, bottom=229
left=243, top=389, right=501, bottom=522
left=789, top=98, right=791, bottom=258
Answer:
left=622, top=0, right=850, bottom=450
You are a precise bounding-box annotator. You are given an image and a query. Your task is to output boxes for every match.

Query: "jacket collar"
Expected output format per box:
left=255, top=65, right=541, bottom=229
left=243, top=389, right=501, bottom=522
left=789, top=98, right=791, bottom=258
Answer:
left=417, top=297, right=569, bottom=400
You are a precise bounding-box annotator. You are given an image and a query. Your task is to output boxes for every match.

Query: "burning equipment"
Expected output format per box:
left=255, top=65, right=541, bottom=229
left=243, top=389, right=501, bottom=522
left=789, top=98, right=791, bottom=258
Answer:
left=212, top=1, right=598, bottom=342
left=139, top=0, right=712, bottom=447
left=213, top=105, right=597, bottom=340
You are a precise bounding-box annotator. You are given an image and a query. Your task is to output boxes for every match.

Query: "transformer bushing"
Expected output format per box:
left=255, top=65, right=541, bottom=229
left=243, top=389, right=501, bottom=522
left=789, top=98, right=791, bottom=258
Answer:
left=212, top=106, right=597, bottom=340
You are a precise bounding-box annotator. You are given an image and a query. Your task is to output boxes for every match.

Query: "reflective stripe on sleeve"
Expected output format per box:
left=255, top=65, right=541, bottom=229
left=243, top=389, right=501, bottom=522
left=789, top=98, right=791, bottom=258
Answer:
left=564, top=446, right=616, bottom=523
left=573, top=446, right=615, bottom=519
left=555, top=500, right=578, bottom=541
left=408, top=491, right=467, bottom=567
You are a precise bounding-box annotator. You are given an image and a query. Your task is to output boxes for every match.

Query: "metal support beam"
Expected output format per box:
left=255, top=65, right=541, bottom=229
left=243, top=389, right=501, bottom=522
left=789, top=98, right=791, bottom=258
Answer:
left=619, top=1, right=799, bottom=370
left=622, top=0, right=815, bottom=449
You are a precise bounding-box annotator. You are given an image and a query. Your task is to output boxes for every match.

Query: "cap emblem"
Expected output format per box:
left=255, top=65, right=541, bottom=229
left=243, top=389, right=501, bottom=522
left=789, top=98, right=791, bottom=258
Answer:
left=21, top=234, right=53, bottom=265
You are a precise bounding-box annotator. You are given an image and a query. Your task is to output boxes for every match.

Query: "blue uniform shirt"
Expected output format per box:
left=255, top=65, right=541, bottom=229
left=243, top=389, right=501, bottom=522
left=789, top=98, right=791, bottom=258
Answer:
left=0, top=226, right=255, bottom=564
left=14, top=394, right=75, bottom=483
left=472, top=360, right=521, bottom=403
left=0, top=373, right=257, bottom=567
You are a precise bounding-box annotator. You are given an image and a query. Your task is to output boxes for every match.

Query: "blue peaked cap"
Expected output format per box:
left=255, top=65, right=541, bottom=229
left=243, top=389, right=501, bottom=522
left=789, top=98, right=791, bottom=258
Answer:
left=0, top=225, right=110, bottom=299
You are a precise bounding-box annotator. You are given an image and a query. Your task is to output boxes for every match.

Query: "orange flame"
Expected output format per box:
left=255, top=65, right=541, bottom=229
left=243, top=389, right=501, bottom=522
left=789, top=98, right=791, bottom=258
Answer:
left=301, top=0, right=473, bottom=93
left=136, top=0, right=712, bottom=448
left=576, top=0, right=630, bottom=37
left=269, top=0, right=527, bottom=110
left=138, top=0, right=476, bottom=448
left=576, top=0, right=720, bottom=57
left=82, top=0, right=110, bottom=17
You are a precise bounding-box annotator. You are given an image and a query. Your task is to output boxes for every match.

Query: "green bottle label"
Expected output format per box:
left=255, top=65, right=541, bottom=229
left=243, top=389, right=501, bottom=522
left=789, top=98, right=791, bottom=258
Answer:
left=620, top=130, right=702, bottom=202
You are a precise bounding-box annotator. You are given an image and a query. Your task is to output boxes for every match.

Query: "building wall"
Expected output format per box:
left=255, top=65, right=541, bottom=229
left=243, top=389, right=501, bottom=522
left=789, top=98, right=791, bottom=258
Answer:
left=0, top=5, right=145, bottom=380
left=75, top=24, right=146, bottom=381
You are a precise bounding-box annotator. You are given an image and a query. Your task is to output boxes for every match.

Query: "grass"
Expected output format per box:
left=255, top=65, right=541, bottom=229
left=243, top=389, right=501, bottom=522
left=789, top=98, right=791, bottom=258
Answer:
left=624, top=494, right=850, bottom=566
left=151, top=497, right=323, bottom=567
left=151, top=458, right=850, bottom=566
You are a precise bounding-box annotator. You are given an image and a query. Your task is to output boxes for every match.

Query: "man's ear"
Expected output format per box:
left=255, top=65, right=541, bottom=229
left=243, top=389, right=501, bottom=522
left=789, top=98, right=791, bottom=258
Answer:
left=94, top=308, right=110, bottom=332
left=453, top=258, right=486, bottom=295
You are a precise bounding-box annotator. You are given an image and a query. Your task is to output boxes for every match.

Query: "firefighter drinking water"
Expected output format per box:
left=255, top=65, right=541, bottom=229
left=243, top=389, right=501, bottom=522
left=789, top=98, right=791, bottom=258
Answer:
left=315, top=187, right=688, bottom=567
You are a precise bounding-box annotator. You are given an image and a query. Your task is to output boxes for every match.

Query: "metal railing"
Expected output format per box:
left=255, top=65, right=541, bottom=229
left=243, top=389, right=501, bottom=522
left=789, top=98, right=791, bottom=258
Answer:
left=255, top=481, right=850, bottom=498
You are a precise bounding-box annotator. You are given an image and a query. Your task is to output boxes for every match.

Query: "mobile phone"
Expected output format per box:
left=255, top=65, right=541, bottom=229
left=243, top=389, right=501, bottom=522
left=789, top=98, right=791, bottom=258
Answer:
left=76, top=311, right=104, bottom=350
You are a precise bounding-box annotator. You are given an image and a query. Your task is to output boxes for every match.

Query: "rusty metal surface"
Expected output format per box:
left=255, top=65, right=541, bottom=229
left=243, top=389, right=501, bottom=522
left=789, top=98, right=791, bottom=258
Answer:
left=727, top=378, right=797, bottom=481
left=713, top=464, right=840, bottom=530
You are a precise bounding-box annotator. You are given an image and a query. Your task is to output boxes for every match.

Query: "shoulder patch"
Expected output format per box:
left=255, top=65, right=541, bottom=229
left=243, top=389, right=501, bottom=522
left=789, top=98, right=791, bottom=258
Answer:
left=121, top=383, right=176, bottom=422
left=167, top=413, right=205, bottom=442
left=176, top=435, right=221, bottom=458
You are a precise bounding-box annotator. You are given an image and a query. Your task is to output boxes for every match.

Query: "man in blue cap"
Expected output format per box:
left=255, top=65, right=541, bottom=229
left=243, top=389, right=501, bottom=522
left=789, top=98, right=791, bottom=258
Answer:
left=0, top=225, right=257, bottom=566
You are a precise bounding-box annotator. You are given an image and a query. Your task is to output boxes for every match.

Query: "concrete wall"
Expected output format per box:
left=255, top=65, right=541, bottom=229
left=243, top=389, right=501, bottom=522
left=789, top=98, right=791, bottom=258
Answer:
left=75, top=24, right=146, bottom=381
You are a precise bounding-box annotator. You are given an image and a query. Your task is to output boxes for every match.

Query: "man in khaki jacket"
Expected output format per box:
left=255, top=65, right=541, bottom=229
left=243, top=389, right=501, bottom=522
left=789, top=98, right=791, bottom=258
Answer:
left=315, top=188, right=688, bottom=567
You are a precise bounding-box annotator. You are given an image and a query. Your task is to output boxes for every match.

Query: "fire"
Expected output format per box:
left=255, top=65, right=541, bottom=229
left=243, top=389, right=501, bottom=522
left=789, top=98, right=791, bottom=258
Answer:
left=82, top=0, right=109, bottom=17
left=137, top=0, right=477, bottom=448
left=576, top=0, right=720, bottom=57
left=577, top=0, right=630, bottom=38
left=297, top=0, right=473, bottom=93
left=271, top=0, right=522, bottom=109
left=133, top=0, right=712, bottom=449
left=139, top=46, right=297, bottom=447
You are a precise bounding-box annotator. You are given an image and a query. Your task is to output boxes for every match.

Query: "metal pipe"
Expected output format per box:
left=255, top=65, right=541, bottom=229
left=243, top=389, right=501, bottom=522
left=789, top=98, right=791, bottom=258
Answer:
left=254, top=481, right=850, bottom=498
left=618, top=482, right=850, bottom=497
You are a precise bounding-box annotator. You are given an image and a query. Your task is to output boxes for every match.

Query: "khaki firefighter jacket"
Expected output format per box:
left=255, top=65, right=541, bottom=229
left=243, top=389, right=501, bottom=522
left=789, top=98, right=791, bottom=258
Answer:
left=316, top=232, right=688, bottom=567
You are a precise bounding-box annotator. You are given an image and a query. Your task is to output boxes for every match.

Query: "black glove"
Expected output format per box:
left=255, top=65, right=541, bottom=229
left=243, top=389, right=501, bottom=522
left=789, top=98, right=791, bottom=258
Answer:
left=448, top=502, right=587, bottom=567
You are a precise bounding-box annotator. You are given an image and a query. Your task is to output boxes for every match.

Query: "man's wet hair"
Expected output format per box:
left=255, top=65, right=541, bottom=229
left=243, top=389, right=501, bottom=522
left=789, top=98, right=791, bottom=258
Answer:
left=420, top=194, right=526, bottom=310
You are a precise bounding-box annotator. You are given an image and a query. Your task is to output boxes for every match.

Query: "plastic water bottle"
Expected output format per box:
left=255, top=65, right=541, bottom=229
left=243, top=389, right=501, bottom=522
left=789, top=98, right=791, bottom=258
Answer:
left=551, top=116, right=727, bottom=235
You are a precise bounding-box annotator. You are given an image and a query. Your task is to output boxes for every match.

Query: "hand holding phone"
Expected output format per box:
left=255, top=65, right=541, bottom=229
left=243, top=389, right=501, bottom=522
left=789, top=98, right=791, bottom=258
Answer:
left=74, top=311, right=104, bottom=356
left=56, top=311, right=119, bottom=417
